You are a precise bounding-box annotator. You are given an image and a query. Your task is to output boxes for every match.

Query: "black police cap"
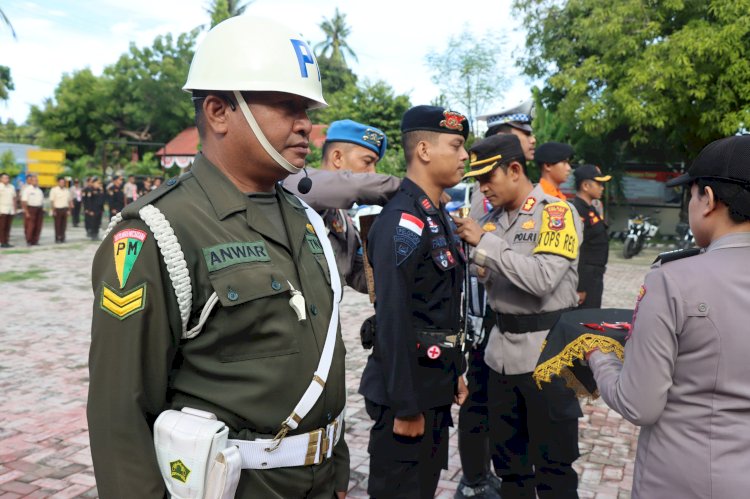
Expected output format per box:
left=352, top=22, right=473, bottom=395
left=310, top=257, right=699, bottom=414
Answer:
left=401, top=105, right=470, bottom=140
left=463, top=134, right=525, bottom=179
left=667, top=135, right=750, bottom=188
left=535, top=142, right=574, bottom=165
left=574, top=164, right=611, bottom=183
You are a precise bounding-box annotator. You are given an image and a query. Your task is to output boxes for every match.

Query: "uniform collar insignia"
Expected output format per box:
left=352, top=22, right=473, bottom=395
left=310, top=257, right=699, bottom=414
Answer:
left=521, top=196, right=536, bottom=213
left=418, top=195, right=438, bottom=215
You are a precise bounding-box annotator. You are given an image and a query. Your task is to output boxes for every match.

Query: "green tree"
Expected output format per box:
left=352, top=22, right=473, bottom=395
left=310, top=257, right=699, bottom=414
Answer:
left=514, top=0, right=750, bottom=164
left=425, top=27, right=508, bottom=131
left=0, top=150, right=21, bottom=177
left=206, top=0, right=252, bottom=27
left=317, top=54, right=357, bottom=96
left=315, top=9, right=357, bottom=66
left=0, top=65, right=14, bottom=101
left=0, top=118, right=41, bottom=143
left=30, top=31, right=197, bottom=161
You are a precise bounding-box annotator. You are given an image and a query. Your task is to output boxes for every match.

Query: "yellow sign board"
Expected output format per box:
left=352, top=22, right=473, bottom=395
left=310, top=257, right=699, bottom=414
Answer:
left=27, top=149, right=66, bottom=163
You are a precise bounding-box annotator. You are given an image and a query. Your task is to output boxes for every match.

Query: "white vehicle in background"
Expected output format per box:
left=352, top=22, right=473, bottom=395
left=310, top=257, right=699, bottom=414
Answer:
left=351, top=181, right=475, bottom=231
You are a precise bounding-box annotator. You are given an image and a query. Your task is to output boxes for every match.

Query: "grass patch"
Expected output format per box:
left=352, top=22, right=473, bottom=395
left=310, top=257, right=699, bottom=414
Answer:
left=0, top=269, right=49, bottom=283
left=1, top=249, right=32, bottom=255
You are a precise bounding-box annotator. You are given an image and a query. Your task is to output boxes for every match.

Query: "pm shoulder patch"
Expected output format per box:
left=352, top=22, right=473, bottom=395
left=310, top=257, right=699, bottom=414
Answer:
left=100, top=282, right=146, bottom=320
left=533, top=201, right=578, bottom=260
left=113, top=229, right=147, bottom=288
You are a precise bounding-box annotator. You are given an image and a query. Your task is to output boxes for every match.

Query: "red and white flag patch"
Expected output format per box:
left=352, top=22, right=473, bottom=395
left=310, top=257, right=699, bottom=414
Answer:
left=399, top=213, right=424, bottom=236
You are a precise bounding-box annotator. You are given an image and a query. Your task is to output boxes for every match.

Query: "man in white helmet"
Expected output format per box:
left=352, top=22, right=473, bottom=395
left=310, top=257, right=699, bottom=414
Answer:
left=88, top=15, right=349, bottom=499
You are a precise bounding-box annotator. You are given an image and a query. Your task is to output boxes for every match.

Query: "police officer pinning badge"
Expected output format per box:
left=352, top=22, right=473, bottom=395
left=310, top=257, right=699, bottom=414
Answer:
left=113, top=229, right=147, bottom=288
left=533, top=201, right=579, bottom=260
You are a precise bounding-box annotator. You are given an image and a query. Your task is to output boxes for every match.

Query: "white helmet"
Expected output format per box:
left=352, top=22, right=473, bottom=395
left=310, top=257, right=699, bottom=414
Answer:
left=185, top=16, right=327, bottom=174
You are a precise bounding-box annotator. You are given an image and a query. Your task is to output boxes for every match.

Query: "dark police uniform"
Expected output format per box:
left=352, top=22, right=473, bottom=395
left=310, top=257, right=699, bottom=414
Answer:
left=571, top=195, right=608, bottom=308
left=359, top=176, right=465, bottom=498
left=107, top=179, right=125, bottom=218
left=87, top=154, right=348, bottom=498
left=83, top=180, right=105, bottom=240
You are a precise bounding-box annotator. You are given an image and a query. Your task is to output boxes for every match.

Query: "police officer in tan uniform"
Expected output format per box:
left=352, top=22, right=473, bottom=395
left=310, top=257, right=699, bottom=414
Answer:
left=48, top=176, right=73, bottom=243
left=88, top=16, right=348, bottom=499
left=587, top=135, right=750, bottom=499
left=283, top=119, right=400, bottom=292
left=455, top=134, right=583, bottom=499
left=0, top=172, right=16, bottom=248
left=21, top=174, right=44, bottom=246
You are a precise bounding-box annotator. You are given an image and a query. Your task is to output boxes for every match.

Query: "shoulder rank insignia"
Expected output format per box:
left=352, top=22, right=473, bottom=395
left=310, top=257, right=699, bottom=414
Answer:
left=521, top=197, right=536, bottom=212
left=113, top=229, right=147, bottom=288
left=418, top=196, right=438, bottom=215
left=522, top=219, right=535, bottom=230
left=482, top=222, right=497, bottom=232
left=100, top=282, right=146, bottom=320
left=653, top=247, right=701, bottom=265
left=533, top=201, right=578, bottom=260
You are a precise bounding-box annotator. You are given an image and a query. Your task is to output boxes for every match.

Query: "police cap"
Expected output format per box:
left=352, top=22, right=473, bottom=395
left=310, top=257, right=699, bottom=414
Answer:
left=463, top=134, right=524, bottom=179
left=574, top=164, right=611, bottom=183
left=325, top=119, right=387, bottom=160
left=478, top=99, right=534, bottom=133
left=535, top=142, right=574, bottom=165
left=667, top=135, right=750, bottom=188
left=401, top=105, right=469, bottom=140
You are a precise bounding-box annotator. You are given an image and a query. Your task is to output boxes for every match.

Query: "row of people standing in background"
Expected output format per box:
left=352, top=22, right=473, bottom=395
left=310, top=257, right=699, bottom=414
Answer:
left=0, top=172, right=167, bottom=246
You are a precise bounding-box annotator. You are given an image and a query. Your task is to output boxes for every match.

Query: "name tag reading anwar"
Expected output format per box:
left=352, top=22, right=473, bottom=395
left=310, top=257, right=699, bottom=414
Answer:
left=203, top=241, right=271, bottom=272
left=532, top=202, right=578, bottom=260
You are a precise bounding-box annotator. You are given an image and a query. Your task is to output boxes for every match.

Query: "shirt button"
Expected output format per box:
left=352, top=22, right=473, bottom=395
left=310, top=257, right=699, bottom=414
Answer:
left=227, top=289, right=239, bottom=301
left=271, top=280, right=281, bottom=291
left=698, top=303, right=708, bottom=313
left=327, top=412, right=332, bottom=421
left=310, top=304, right=318, bottom=316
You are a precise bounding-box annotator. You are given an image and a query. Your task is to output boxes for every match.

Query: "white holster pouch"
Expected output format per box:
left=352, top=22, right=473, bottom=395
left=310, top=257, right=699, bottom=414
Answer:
left=154, top=407, right=241, bottom=499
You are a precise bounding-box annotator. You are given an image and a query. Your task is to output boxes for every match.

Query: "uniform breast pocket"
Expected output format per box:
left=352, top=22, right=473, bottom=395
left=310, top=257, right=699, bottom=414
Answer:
left=207, top=264, right=301, bottom=362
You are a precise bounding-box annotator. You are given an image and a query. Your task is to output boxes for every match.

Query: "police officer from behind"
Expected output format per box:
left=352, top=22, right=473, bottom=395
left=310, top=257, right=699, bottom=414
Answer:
left=88, top=16, right=348, bottom=499
left=570, top=164, right=612, bottom=308
left=587, top=135, right=750, bottom=498
left=359, top=105, right=470, bottom=499
left=455, top=134, right=583, bottom=499
left=283, top=119, right=400, bottom=292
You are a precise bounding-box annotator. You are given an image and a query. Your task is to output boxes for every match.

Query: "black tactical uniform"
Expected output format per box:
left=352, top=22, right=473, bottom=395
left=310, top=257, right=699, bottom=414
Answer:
left=571, top=196, right=609, bottom=308
left=359, top=178, right=465, bottom=499
left=83, top=181, right=105, bottom=240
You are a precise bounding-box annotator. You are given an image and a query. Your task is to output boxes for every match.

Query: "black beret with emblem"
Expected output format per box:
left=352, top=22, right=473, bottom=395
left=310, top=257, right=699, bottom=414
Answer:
left=401, top=105, right=470, bottom=140
left=463, top=133, right=525, bottom=179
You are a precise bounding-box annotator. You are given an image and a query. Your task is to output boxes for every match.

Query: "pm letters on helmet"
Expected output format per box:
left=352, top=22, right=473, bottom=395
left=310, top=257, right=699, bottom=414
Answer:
left=290, top=39, right=321, bottom=81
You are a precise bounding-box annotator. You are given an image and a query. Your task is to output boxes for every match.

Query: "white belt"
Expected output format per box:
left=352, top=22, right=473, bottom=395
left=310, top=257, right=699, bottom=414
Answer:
left=227, top=410, right=344, bottom=470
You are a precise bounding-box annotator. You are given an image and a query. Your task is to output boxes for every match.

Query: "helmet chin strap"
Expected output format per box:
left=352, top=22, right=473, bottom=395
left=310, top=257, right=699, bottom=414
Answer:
left=233, top=90, right=303, bottom=174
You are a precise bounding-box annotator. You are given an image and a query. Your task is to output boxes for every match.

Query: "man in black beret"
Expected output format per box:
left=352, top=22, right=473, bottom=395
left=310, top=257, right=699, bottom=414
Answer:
left=359, top=105, right=470, bottom=498
left=536, top=141, right=574, bottom=200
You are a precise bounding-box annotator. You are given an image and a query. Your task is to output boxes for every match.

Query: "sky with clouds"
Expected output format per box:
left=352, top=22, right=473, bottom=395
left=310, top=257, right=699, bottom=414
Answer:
left=0, top=0, right=536, bottom=127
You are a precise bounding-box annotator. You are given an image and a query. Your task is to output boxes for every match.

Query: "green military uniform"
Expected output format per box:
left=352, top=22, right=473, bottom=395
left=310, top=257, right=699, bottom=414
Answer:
left=87, top=154, right=348, bottom=498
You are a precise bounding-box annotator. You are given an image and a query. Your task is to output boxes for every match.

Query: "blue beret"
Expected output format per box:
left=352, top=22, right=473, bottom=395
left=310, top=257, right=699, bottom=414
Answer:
left=324, top=119, right=387, bottom=159
left=401, top=105, right=470, bottom=140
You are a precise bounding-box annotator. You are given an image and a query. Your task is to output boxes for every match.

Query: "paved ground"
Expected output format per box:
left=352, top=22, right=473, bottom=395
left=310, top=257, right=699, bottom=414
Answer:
left=0, top=221, right=661, bottom=498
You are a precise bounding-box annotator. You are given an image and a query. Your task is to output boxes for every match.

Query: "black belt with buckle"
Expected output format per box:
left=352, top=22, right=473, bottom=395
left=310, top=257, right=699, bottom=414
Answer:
left=495, top=309, right=570, bottom=334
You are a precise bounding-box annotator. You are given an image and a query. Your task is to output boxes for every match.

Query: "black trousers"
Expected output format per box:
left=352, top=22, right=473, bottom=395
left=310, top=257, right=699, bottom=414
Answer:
left=365, top=399, right=451, bottom=499
left=72, top=200, right=82, bottom=226
left=578, top=264, right=605, bottom=309
left=84, top=210, right=102, bottom=238
left=458, top=346, right=501, bottom=484
left=487, top=371, right=580, bottom=499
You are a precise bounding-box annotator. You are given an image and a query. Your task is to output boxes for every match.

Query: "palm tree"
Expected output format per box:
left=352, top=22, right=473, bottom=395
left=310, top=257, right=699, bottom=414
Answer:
left=205, top=0, right=253, bottom=29
left=1, top=7, right=16, bottom=39
left=315, top=8, right=357, bottom=65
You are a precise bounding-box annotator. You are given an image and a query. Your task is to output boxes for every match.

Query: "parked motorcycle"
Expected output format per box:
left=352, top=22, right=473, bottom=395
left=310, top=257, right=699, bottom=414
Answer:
left=622, top=212, right=660, bottom=258
left=675, top=221, right=695, bottom=250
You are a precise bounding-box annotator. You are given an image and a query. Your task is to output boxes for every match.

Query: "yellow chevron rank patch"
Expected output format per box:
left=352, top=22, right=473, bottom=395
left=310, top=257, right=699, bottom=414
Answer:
left=100, top=282, right=146, bottom=320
